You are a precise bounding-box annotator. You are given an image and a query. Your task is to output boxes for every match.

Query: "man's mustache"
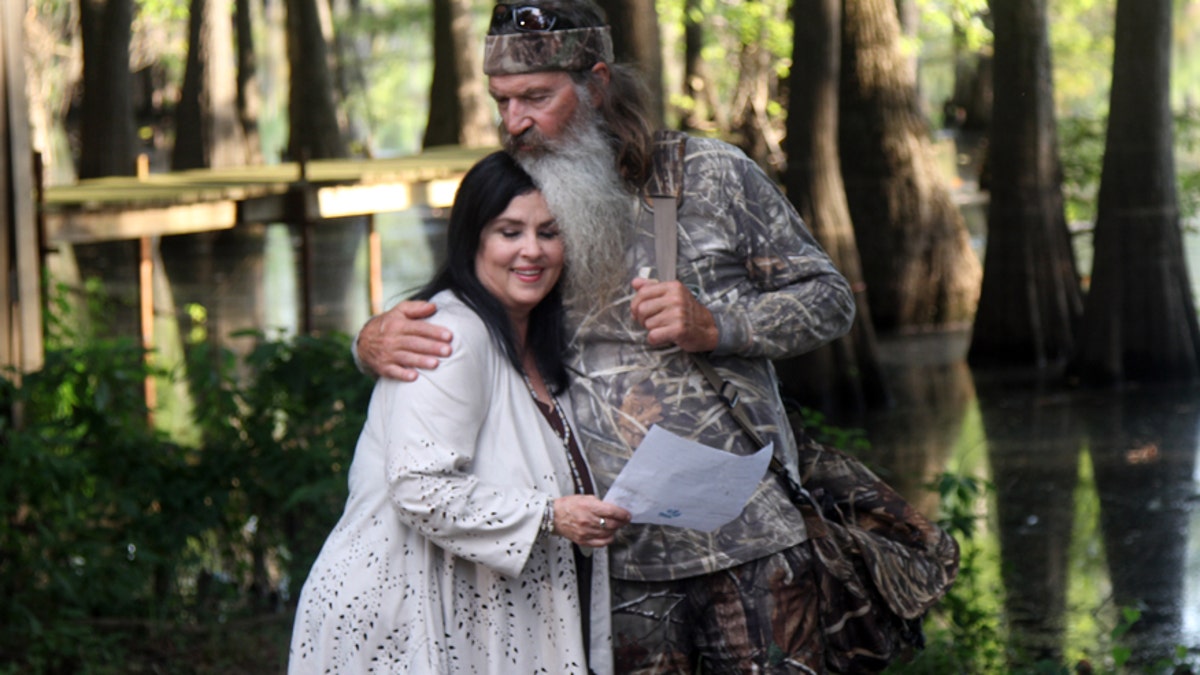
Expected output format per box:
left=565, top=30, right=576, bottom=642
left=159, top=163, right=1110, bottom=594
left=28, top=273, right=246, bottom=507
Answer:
left=501, top=126, right=551, bottom=156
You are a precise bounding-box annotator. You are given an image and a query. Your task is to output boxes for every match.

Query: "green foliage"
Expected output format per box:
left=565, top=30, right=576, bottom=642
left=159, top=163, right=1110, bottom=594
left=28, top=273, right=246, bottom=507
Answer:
left=915, top=0, right=992, bottom=52
left=796, top=407, right=871, bottom=453
left=0, top=285, right=371, bottom=673
left=1050, top=0, right=1115, bottom=117
left=132, top=0, right=190, bottom=91
left=1, top=288, right=214, bottom=671
left=883, top=467, right=1200, bottom=675
left=334, top=0, right=445, bottom=156
left=1059, top=109, right=1200, bottom=229
left=1057, top=115, right=1107, bottom=226
left=885, top=471, right=1006, bottom=674
left=1177, top=109, right=1200, bottom=227
left=183, top=328, right=372, bottom=600
left=660, top=0, right=791, bottom=139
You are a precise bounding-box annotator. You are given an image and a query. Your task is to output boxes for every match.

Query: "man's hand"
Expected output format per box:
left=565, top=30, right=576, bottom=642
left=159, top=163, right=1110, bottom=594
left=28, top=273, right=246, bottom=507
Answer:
left=629, top=277, right=718, bottom=352
left=356, top=300, right=453, bottom=381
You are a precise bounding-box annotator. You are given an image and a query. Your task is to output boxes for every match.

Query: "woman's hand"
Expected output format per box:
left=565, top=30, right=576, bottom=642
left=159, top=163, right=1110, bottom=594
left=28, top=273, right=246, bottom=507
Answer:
left=551, top=495, right=632, bottom=548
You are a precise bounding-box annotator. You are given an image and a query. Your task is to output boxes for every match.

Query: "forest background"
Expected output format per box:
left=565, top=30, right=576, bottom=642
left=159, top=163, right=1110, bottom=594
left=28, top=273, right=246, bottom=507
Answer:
left=3, top=0, right=1200, bottom=672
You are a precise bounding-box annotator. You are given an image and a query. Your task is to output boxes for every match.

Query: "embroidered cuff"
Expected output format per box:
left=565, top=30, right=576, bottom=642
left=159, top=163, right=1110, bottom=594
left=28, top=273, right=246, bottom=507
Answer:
left=540, top=497, right=556, bottom=536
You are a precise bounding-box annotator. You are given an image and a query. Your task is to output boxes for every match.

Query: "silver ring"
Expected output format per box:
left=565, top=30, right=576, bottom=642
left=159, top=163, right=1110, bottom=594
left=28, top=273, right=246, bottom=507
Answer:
left=598, top=517, right=607, bottom=529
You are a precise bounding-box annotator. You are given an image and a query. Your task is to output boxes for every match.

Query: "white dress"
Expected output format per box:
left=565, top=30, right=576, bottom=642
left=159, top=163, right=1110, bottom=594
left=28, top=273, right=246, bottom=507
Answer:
left=289, top=292, right=611, bottom=675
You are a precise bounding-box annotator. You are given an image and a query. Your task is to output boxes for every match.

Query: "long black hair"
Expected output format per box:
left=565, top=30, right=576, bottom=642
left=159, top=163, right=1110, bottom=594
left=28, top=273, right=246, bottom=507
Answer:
left=412, top=151, right=570, bottom=395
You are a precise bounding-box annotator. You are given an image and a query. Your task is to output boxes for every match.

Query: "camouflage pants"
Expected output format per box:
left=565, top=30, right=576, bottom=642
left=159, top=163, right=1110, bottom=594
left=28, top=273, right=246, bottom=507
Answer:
left=611, top=541, right=825, bottom=674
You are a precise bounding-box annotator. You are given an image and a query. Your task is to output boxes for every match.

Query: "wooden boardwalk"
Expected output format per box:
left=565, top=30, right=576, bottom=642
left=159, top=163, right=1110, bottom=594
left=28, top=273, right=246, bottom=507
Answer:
left=7, top=146, right=495, bottom=383
left=41, top=146, right=494, bottom=244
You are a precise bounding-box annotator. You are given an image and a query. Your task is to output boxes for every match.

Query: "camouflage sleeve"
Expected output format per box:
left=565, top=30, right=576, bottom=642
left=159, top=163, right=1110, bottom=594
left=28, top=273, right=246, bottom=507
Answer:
left=708, top=151, right=856, bottom=359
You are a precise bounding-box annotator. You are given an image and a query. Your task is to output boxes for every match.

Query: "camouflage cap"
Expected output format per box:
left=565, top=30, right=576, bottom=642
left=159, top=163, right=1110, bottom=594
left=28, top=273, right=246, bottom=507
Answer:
left=483, top=26, right=613, bottom=76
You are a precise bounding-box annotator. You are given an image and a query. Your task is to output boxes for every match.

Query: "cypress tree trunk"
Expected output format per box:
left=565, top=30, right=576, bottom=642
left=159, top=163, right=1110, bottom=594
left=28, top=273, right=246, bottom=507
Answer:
left=174, top=0, right=247, bottom=170
left=597, top=0, right=664, bottom=129
left=78, top=0, right=136, bottom=178
left=839, top=0, right=981, bottom=333
left=968, top=0, right=1081, bottom=368
left=285, top=0, right=345, bottom=160
left=1070, top=0, right=1200, bottom=383
left=424, top=0, right=496, bottom=148
left=235, top=0, right=264, bottom=163
left=777, top=0, right=888, bottom=419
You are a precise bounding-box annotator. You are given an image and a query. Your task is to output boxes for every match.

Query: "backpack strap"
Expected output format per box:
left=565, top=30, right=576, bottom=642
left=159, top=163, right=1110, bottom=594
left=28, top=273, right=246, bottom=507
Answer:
left=644, top=130, right=687, bottom=282
left=644, top=130, right=793, bottom=481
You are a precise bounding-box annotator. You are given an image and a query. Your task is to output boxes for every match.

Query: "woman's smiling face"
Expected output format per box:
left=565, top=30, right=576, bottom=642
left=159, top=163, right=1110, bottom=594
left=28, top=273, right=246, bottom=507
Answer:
left=475, top=190, right=564, bottom=324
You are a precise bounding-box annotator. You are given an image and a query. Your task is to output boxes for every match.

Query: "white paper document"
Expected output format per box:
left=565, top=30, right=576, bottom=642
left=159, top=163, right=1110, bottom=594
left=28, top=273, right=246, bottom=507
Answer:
left=602, top=425, right=774, bottom=532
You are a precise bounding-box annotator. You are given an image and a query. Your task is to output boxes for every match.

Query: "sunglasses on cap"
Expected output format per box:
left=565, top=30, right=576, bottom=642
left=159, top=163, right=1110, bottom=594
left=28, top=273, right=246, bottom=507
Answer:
left=490, top=4, right=569, bottom=32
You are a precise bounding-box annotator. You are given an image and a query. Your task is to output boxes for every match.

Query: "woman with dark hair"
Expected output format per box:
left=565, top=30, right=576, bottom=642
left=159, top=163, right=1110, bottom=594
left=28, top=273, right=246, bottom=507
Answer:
left=288, top=151, right=630, bottom=675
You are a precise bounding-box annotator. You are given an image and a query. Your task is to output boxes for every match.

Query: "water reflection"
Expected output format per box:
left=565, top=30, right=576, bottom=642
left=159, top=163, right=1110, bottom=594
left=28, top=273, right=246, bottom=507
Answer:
left=976, top=371, right=1082, bottom=664
left=1085, top=386, right=1199, bottom=665
left=853, top=332, right=1200, bottom=668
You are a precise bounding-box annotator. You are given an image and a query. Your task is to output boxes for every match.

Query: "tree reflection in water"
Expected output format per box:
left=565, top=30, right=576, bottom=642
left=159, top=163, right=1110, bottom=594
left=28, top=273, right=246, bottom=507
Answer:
left=848, top=331, right=1200, bottom=669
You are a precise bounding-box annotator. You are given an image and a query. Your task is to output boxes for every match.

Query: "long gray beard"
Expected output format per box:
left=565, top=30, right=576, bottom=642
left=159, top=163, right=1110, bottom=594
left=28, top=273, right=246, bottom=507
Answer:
left=512, top=114, right=633, bottom=309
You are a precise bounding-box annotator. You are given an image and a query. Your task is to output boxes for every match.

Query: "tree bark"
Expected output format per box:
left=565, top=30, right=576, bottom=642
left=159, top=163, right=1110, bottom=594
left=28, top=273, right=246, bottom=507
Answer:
left=1071, top=0, right=1200, bottom=383
left=283, top=0, right=365, bottom=338
left=777, top=0, right=889, bottom=420
left=235, top=0, right=264, bottom=163
left=967, top=0, right=1081, bottom=368
left=78, top=0, right=137, bottom=178
left=423, top=0, right=497, bottom=148
left=285, top=0, right=345, bottom=160
left=74, top=0, right=140, bottom=349
left=839, top=0, right=981, bottom=333
left=167, top=0, right=261, bottom=373
left=597, top=0, right=664, bottom=129
left=173, top=0, right=248, bottom=170
left=892, top=0, right=918, bottom=85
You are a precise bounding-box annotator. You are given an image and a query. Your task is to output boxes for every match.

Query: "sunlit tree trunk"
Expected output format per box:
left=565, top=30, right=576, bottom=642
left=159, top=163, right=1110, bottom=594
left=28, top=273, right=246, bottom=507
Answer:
left=968, top=0, right=1081, bottom=368
left=78, top=0, right=136, bottom=178
left=839, top=0, right=981, bottom=333
left=173, top=0, right=248, bottom=170
left=777, top=0, right=888, bottom=420
left=1071, top=0, right=1200, bottom=383
left=892, top=0, right=918, bottom=84
left=597, top=0, right=663, bottom=129
left=423, top=0, right=496, bottom=148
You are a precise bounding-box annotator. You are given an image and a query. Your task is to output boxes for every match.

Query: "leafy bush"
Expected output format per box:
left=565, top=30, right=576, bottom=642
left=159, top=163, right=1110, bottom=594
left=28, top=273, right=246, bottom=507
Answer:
left=0, top=287, right=372, bottom=673
left=183, top=329, right=372, bottom=608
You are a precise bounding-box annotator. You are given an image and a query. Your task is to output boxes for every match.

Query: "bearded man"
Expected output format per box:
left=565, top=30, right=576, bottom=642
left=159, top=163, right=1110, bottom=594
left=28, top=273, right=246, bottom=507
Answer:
left=355, top=2, right=857, bottom=672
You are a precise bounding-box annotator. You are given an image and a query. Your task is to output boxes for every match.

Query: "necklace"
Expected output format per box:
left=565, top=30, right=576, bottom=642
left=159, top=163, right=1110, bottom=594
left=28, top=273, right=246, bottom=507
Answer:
left=524, top=374, right=588, bottom=495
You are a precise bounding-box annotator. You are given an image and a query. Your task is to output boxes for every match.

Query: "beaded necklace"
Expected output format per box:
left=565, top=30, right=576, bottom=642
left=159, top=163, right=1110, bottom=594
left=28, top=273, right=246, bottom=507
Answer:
left=524, top=373, right=588, bottom=495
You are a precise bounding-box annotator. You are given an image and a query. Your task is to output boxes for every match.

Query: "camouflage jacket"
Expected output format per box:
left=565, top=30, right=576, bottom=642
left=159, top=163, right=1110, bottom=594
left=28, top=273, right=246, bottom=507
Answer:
left=566, top=135, right=857, bottom=581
